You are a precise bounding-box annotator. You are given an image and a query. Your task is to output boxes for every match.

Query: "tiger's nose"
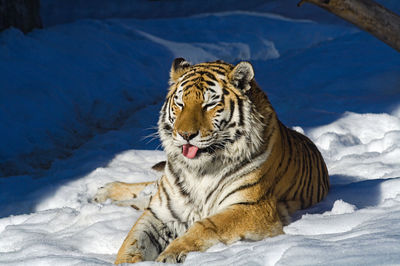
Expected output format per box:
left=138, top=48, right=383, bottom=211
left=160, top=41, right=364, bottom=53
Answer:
left=178, top=131, right=199, bottom=141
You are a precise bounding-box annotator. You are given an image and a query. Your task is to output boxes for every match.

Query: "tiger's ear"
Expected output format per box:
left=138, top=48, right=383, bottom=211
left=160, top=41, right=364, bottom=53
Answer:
left=228, top=61, right=254, bottom=92
left=169, top=58, right=191, bottom=85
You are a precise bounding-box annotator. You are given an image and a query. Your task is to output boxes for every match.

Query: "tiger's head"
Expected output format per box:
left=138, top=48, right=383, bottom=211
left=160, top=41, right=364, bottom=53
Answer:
left=158, top=58, right=268, bottom=170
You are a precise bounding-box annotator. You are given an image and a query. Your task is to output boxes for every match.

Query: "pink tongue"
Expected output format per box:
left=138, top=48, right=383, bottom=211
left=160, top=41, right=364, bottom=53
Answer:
left=182, top=144, right=199, bottom=159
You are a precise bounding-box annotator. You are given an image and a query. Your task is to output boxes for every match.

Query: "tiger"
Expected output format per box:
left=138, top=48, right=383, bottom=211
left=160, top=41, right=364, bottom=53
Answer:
left=94, top=58, right=330, bottom=264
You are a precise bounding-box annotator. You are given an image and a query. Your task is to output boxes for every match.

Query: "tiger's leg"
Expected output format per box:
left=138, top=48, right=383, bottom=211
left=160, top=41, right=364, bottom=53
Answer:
left=277, top=200, right=302, bottom=225
left=94, top=181, right=156, bottom=209
left=156, top=198, right=284, bottom=263
left=115, top=209, right=171, bottom=264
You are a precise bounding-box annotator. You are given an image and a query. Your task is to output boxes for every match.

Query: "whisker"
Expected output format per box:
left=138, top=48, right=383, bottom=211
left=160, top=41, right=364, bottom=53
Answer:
left=141, top=133, right=159, bottom=143
left=155, top=143, right=163, bottom=151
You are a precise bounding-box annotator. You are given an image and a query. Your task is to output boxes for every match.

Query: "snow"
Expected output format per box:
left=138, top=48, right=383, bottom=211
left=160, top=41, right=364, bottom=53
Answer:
left=309, top=109, right=400, bottom=181
left=1, top=2, right=400, bottom=265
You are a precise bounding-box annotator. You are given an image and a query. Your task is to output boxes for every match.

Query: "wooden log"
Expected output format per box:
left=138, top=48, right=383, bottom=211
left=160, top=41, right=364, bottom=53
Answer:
left=0, top=0, right=42, bottom=33
left=298, top=0, right=400, bottom=52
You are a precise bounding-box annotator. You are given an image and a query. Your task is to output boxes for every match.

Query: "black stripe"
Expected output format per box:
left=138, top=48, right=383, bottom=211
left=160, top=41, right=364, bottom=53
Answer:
left=221, top=99, right=235, bottom=129
left=168, top=161, right=189, bottom=197
left=193, top=71, right=216, bottom=80
left=182, top=72, right=197, bottom=80
left=167, top=97, right=173, bottom=123
left=278, top=131, right=302, bottom=199
left=316, top=167, right=322, bottom=202
left=218, top=178, right=263, bottom=206
left=205, top=218, right=218, bottom=229
left=237, top=97, right=244, bottom=126
left=318, top=152, right=328, bottom=201
left=309, top=146, right=318, bottom=204
left=180, top=79, right=192, bottom=88
left=205, top=80, right=216, bottom=86
left=147, top=207, right=161, bottom=222
left=195, top=84, right=203, bottom=93
left=282, top=134, right=304, bottom=200
left=160, top=179, right=182, bottom=223
left=204, top=71, right=217, bottom=81
left=205, top=64, right=228, bottom=70
left=273, top=126, right=288, bottom=190
left=234, top=201, right=258, bottom=206
left=204, top=158, right=250, bottom=206
left=263, top=126, right=275, bottom=149
left=299, top=146, right=311, bottom=208
left=208, top=88, right=216, bottom=93
left=203, top=102, right=219, bottom=110
left=144, top=231, right=162, bottom=254
left=292, top=143, right=307, bottom=201
left=163, top=123, right=172, bottom=132
left=226, top=122, right=236, bottom=128
left=148, top=222, right=169, bottom=244
left=233, top=190, right=270, bottom=206
left=234, top=129, right=243, bottom=141
left=160, top=103, right=167, bottom=124
left=299, top=145, right=310, bottom=204
left=315, top=150, right=323, bottom=202
left=313, top=152, right=322, bottom=203
left=206, top=146, right=269, bottom=208
left=204, top=187, right=215, bottom=205
left=278, top=125, right=293, bottom=181
left=305, top=152, right=314, bottom=201
left=196, top=220, right=218, bottom=235
left=210, top=68, right=226, bottom=75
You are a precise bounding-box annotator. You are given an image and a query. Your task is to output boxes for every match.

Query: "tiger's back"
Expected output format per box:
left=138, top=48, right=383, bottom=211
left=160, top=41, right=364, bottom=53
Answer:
left=275, top=124, right=329, bottom=207
left=267, top=122, right=329, bottom=219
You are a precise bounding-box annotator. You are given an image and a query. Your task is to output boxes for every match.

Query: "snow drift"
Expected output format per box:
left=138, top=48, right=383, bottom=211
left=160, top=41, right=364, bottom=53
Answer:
left=1, top=11, right=399, bottom=178
left=0, top=108, right=400, bottom=265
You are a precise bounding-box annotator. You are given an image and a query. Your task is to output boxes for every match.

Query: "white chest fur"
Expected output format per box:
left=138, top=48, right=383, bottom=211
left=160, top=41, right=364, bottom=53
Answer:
left=150, top=150, right=271, bottom=237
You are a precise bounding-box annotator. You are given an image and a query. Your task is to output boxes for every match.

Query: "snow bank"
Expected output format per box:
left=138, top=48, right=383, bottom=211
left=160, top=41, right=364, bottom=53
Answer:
left=0, top=22, right=169, bottom=177
left=1, top=109, right=400, bottom=265
left=308, top=107, right=400, bottom=182
left=1, top=11, right=371, bottom=177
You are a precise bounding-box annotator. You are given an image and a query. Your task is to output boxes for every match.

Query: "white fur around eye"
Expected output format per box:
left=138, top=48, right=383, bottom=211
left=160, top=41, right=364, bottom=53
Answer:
left=173, top=90, right=184, bottom=109
left=174, top=100, right=183, bottom=109
left=203, top=102, right=220, bottom=111
left=202, top=90, right=222, bottom=111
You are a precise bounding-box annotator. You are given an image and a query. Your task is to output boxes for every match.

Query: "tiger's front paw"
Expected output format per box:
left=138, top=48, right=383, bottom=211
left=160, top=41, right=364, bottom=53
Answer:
left=93, top=182, right=114, bottom=203
left=94, top=182, right=134, bottom=203
left=156, top=241, right=189, bottom=263
left=156, top=250, right=187, bottom=264
left=115, top=254, right=143, bottom=264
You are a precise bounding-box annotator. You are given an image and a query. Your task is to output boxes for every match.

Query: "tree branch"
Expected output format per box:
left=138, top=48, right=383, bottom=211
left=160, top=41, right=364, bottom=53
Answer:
left=298, top=0, right=400, bottom=52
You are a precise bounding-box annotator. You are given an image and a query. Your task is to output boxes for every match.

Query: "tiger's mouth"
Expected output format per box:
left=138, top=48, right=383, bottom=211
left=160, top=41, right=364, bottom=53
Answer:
left=181, top=143, right=220, bottom=159
left=182, top=144, right=199, bottom=159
